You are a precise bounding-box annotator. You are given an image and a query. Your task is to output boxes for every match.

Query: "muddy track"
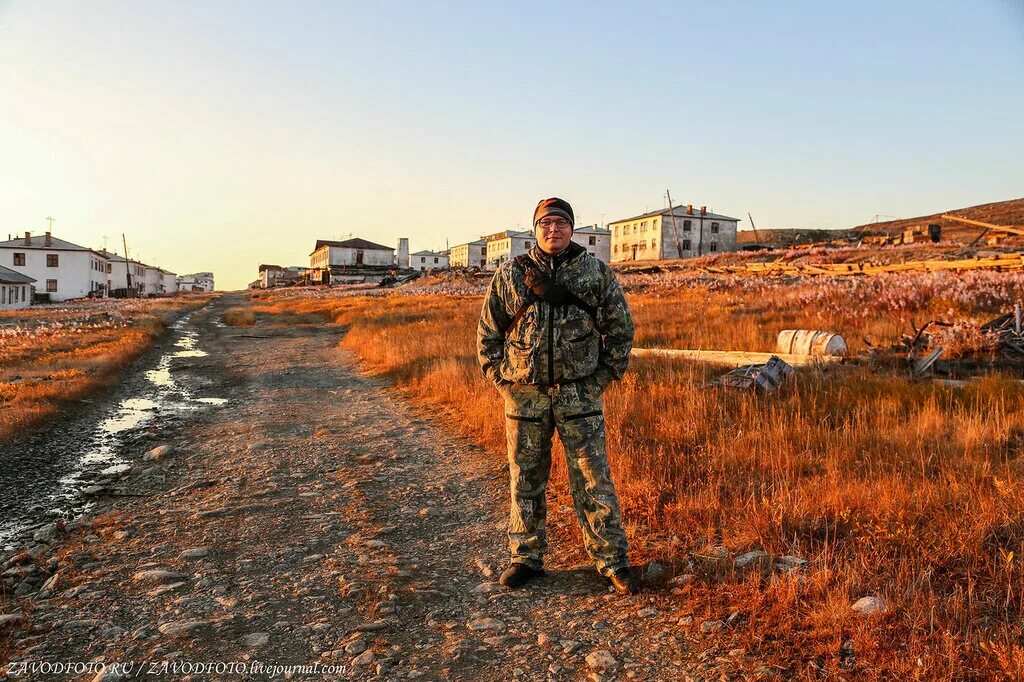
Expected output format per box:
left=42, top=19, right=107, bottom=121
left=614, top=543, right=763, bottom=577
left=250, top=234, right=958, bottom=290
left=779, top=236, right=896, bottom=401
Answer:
left=0, top=295, right=767, bottom=681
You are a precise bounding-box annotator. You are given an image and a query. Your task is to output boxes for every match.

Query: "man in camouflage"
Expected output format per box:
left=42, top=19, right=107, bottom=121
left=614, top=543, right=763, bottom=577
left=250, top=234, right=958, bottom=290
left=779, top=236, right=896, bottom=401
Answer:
left=477, top=197, right=639, bottom=594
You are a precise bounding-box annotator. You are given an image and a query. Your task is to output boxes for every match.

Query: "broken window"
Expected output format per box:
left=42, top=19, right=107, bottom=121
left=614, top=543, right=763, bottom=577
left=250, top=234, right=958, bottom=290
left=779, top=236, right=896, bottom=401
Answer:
left=47, top=254, right=58, bottom=267
left=711, top=222, right=720, bottom=233
left=13, top=253, right=25, bottom=266
left=46, top=279, right=57, bottom=292
left=710, top=242, right=718, bottom=252
left=683, top=220, right=692, bottom=232
left=682, top=239, right=691, bottom=251
left=588, top=236, right=596, bottom=245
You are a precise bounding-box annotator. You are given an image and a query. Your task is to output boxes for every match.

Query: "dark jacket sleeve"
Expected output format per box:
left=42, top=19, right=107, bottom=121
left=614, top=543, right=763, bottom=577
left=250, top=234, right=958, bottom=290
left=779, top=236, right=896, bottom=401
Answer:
left=591, top=264, right=634, bottom=391
left=477, top=269, right=511, bottom=387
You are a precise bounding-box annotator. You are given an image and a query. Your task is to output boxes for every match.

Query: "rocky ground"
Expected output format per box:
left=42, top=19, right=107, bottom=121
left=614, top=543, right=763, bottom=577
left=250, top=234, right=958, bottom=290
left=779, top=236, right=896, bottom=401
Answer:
left=0, top=295, right=803, bottom=681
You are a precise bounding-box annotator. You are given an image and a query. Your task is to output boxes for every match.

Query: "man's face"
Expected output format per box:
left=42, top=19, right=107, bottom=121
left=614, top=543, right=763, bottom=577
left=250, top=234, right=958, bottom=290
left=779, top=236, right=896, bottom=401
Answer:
left=534, top=216, right=573, bottom=254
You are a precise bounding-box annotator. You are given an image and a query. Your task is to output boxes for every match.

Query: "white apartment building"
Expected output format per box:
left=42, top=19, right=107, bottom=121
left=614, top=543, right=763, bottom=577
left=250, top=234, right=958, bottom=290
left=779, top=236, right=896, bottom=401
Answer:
left=609, top=205, right=739, bottom=262
left=449, top=239, right=487, bottom=268
left=571, top=225, right=612, bottom=263
left=178, top=272, right=215, bottom=292
left=484, top=230, right=535, bottom=269
left=0, top=265, right=35, bottom=309
left=0, top=232, right=109, bottom=301
left=103, top=252, right=147, bottom=297
left=409, top=250, right=449, bottom=271
left=309, top=238, right=394, bottom=269
left=161, top=269, right=179, bottom=295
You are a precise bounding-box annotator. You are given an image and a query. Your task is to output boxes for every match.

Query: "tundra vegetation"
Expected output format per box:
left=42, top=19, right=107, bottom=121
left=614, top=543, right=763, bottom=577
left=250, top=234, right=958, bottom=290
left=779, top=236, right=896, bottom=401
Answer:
left=249, top=268, right=1024, bottom=677
left=0, top=296, right=213, bottom=442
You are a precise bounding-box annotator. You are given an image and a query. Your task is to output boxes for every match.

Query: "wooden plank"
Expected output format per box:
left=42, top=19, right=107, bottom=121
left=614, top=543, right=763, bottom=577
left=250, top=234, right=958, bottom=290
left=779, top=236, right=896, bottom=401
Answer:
left=941, top=214, right=1024, bottom=236
left=632, top=348, right=844, bottom=367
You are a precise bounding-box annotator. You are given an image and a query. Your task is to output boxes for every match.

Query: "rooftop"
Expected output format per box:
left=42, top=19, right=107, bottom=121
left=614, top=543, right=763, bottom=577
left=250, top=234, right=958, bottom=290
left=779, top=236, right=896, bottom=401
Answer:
left=610, top=205, right=740, bottom=224
left=0, top=233, right=103, bottom=254
left=0, top=264, right=36, bottom=284
left=312, top=237, right=393, bottom=254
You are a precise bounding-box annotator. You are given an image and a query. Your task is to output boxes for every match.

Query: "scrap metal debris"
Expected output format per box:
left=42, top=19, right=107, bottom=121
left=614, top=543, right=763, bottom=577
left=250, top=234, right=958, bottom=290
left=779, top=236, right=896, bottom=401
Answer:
left=709, top=355, right=793, bottom=393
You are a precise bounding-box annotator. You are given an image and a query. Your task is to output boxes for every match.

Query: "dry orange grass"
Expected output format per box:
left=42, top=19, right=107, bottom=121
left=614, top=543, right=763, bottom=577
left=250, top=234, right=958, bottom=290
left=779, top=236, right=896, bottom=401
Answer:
left=252, top=280, right=1024, bottom=678
left=0, top=297, right=211, bottom=442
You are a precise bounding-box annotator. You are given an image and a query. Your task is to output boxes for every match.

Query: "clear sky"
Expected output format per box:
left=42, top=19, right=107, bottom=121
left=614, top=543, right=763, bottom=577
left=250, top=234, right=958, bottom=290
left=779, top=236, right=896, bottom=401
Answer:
left=2, top=1, right=1022, bottom=290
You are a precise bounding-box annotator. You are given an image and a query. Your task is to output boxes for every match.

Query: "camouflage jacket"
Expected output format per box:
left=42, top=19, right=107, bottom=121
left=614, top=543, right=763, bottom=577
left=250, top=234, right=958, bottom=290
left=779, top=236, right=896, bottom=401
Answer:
left=476, top=241, right=634, bottom=391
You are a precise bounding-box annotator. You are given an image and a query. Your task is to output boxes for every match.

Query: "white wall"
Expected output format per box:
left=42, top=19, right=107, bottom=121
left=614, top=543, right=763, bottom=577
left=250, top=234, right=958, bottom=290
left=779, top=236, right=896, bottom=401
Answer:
left=320, top=246, right=394, bottom=267
left=0, top=283, right=32, bottom=309
left=410, top=253, right=449, bottom=271
left=163, top=273, right=179, bottom=294
left=486, top=235, right=534, bottom=269
left=450, top=243, right=487, bottom=268
left=572, top=231, right=611, bottom=263
left=0, top=247, right=109, bottom=301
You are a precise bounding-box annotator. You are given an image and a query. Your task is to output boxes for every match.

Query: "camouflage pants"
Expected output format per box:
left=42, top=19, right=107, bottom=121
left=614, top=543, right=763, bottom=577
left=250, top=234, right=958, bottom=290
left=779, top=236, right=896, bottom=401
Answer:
left=500, top=378, right=629, bottom=577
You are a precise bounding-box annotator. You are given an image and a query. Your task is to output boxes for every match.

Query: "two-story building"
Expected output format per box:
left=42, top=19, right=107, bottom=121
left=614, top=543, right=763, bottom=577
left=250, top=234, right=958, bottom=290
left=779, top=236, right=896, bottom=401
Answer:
left=409, top=250, right=449, bottom=272
left=103, top=252, right=147, bottom=297
left=448, top=239, right=487, bottom=268
left=0, top=265, right=35, bottom=309
left=484, top=230, right=535, bottom=269
left=609, top=205, right=740, bottom=262
left=571, top=225, right=612, bottom=263
left=310, top=238, right=394, bottom=269
left=0, top=232, right=110, bottom=301
left=177, top=272, right=215, bottom=292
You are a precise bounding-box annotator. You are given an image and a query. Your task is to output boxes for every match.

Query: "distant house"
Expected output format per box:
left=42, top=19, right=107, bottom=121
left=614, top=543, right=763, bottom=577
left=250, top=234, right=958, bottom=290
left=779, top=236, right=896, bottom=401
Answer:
left=103, top=252, right=147, bottom=297
left=161, top=269, right=179, bottom=295
left=258, top=264, right=304, bottom=288
left=572, top=225, right=612, bottom=263
left=483, top=230, right=535, bottom=270
left=178, top=272, right=215, bottom=292
left=409, top=250, right=449, bottom=272
left=309, top=238, right=394, bottom=269
left=0, top=232, right=110, bottom=302
left=610, top=205, right=740, bottom=262
left=449, top=239, right=487, bottom=268
left=0, top=264, right=35, bottom=309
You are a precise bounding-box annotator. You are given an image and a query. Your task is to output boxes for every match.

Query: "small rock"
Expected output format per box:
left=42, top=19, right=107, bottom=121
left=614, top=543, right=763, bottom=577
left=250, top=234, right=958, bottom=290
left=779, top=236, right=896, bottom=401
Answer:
left=33, top=523, right=64, bottom=544
left=700, top=619, right=725, bottom=634
left=537, top=633, right=554, bottom=647
left=344, top=639, right=367, bottom=655
left=642, top=561, right=666, bottom=583
left=470, top=582, right=502, bottom=594
left=243, top=632, right=269, bottom=647
left=352, top=650, right=375, bottom=666
left=158, top=621, right=207, bottom=636
left=637, top=606, right=658, bottom=618
left=144, top=444, right=175, bottom=462
left=467, top=617, right=506, bottom=632
left=851, top=596, right=885, bottom=615
left=354, top=620, right=390, bottom=632
left=562, top=640, right=584, bottom=655
left=735, top=550, right=771, bottom=569
left=133, top=570, right=190, bottom=583
left=178, top=547, right=210, bottom=560
left=585, top=649, right=617, bottom=671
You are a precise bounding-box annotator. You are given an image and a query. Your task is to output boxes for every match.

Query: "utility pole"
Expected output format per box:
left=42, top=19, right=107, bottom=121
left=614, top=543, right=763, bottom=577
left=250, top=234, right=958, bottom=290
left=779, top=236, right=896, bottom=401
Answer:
left=747, top=212, right=761, bottom=242
left=665, top=190, right=683, bottom=259
left=122, top=234, right=133, bottom=295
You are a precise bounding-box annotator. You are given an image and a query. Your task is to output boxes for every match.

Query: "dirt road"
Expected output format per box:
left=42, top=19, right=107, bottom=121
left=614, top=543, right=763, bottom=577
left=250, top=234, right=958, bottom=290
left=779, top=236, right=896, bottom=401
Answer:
left=0, top=295, right=765, bottom=681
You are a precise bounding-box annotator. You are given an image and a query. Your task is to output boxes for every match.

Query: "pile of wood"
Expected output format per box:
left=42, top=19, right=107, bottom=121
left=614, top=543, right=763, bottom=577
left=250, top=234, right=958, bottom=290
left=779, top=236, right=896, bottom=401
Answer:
left=981, top=305, right=1024, bottom=357
left=700, top=253, right=1024, bottom=278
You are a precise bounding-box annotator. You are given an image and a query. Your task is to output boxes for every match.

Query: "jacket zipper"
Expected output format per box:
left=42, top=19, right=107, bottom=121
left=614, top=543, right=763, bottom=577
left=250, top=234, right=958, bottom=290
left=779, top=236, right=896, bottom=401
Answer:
left=548, top=254, right=557, bottom=386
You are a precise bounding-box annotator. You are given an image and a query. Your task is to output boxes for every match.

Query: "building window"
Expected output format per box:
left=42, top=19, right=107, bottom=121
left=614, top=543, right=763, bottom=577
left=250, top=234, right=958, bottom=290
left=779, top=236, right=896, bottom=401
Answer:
left=13, top=253, right=25, bottom=266
left=46, top=254, right=59, bottom=267
left=588, top=236, right=596, bottom=246
left=711, top=222, right=720, bottom=233
left=682, top=239, right=691, bottom=251
left=683, top=220, right=692, bottom=232
left=614, top=227, right=619, bottom=236
left=421, top=257, right=426, bottom=263
left=613, top=245, right=618, bottom=253
left=46, top=279, right=57, bottom=292
left=433, top=257, right=438, bottom=264
left=525, top=241, right=531, bottom=249
left=709, top=242, right=718, bottom=252
left=652, top=239, right=657, bottom=250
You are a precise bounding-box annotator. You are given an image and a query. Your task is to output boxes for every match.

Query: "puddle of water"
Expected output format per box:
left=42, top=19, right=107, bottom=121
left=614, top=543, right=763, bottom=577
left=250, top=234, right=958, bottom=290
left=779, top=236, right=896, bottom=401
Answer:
left=0, top=308, right=232, bottom=549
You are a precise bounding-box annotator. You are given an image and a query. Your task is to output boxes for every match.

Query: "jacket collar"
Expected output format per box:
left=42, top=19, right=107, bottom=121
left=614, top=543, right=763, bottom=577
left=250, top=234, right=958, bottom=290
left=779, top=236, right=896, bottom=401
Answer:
left=531, top=240, right=585, bottom=271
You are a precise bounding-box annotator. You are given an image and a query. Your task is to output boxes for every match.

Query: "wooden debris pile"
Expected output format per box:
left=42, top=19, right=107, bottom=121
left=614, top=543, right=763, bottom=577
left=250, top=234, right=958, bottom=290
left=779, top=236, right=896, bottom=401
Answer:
left=709, top=355, right=793, bottom=393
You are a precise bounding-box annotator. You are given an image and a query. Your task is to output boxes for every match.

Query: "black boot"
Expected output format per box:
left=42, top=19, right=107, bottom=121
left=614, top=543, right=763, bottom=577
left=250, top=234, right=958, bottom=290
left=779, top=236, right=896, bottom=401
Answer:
left=499, top=563, right=545, bottom=589
left=608, top=566, right=640, bottom=595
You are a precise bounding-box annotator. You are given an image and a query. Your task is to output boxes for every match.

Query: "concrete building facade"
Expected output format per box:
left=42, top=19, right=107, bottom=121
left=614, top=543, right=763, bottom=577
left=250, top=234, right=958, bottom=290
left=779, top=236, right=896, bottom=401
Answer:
left=178, top=272, right=215, bottom=292
left=449, top=239, right=487, bottom=268
left=571, top=225, right=612, bottom=263
left=0, top=264, right=35, bottom=309
left=484, top=230, right=535, bottom=269
left=409, top=250, right=449, bottom=271
left=0, top=232, right=110, bottom=301
left=310, top=238, right=394, bottom=269
left=609, top=205, right=740, bottom=262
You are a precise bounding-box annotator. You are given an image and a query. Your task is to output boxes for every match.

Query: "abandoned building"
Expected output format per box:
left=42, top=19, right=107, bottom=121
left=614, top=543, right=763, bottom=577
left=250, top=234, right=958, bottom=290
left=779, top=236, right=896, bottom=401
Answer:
left=484, top=230, right=535, bottom=269
left=609, top=205, right=739, bottom=262
left=449, top=239, right=487, bottom=268
left=0, top=264, right=35, bottom=309
left=571, top=225, right=612, bottom=262
left=409, top=250, right=449, bottom=272
left=308, top=237, right=397, bottom=285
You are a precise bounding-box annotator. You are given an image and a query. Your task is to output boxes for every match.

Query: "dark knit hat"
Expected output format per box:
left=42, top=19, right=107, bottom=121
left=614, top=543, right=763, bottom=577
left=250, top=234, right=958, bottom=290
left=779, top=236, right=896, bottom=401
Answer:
left=533, top=197, right=574, bottom=228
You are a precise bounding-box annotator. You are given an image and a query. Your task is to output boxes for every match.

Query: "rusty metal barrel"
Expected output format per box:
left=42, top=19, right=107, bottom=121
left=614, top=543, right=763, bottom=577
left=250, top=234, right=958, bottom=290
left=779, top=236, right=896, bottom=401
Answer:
left=776, top=329, right=848, bottom=356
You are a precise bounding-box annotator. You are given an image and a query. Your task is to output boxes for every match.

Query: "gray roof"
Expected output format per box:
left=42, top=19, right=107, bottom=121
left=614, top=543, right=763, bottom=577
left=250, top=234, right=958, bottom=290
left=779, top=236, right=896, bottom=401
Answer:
left=574, top=225, right=611, bottom=234
left=313, top=238, right=393, bottom=254
left=411, top=250, right=446, bottom=256
left=0, top=234, right=104, bottom=254
left=0, top=264, right=36, bottom=284
left=610, top=205, right=739, bottom=224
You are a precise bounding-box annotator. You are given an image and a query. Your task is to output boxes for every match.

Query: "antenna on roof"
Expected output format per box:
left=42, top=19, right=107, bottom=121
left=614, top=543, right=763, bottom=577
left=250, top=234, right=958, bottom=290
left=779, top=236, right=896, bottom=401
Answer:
left=45, top=216, right=55, bottom=231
